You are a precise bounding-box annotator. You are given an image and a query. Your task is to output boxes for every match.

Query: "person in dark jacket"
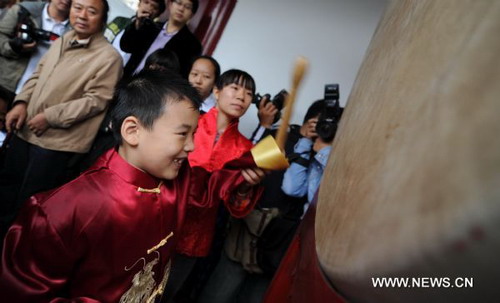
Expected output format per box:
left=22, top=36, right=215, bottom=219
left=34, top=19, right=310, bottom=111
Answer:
left=120, top=0, right=201, bottom=78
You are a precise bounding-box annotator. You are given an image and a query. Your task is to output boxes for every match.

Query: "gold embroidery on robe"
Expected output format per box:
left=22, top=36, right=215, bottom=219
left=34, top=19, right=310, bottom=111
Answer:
left=146, top=260, right=172, bottom=303
left=120, top=232, right=173, bottom=303
left=120, top=256, right=159, bottom=303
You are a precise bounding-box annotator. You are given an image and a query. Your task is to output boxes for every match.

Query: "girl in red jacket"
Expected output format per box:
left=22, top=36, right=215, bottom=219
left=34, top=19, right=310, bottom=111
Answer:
left=165, top=69, right=262, bottom=301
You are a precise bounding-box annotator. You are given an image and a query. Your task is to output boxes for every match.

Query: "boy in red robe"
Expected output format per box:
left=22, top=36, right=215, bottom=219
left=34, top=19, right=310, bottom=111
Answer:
left=164, top=69, right=261, bottom=300
left=0, top=70, right=265, bottom=302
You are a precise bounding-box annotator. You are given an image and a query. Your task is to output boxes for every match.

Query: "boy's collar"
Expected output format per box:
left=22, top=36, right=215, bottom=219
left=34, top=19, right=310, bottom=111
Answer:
left=104, top=148, right=163, bottom=190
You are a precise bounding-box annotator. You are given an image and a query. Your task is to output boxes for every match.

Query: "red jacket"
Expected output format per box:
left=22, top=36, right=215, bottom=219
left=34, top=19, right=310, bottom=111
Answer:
left=178, top=108, right=258, bottom=257
left=0, top=149, right=248, bottom=302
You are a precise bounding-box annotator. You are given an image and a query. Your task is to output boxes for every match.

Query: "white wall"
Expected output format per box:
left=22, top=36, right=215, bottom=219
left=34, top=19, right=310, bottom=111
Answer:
left=108, top=0, right=135, bottom=22
left=212, top=0, right=388, bottom=137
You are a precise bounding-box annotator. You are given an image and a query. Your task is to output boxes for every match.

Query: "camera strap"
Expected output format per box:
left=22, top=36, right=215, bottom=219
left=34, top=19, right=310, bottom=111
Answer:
left=288, top=153, right=311, bottom=167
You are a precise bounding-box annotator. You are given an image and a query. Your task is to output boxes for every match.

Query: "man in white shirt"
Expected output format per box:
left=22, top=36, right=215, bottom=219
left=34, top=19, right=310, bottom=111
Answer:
left=0, top=0, right=71, bottom=99
left=15, top=0, right=71, bottom=94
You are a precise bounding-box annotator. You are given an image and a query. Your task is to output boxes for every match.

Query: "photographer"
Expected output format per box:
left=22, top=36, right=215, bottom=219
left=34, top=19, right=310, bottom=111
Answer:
left=282, top=98, right=342, bottom=214
left=120, top=0, right=202, bottom=78
left=104, top=0, right=165, bottom=66
left=250, top=90, right=287, bottom=144
left=0, top=0, right=70, bottom=104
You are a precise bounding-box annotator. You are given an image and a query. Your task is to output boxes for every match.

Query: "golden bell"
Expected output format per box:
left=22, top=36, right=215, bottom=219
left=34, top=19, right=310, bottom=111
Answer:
left=250, top=135, right=289, bottom=170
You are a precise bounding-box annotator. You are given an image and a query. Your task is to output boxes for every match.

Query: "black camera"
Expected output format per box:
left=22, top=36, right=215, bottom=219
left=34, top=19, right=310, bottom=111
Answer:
left=18, top=24, right=60, bottom=43
left=139, top=16, right=156, bottom=28
left=253, top=89, right=288, bottom=123
left=16, top=6, right=59, bottom=43
left=316, top=84, right=342, bottom=142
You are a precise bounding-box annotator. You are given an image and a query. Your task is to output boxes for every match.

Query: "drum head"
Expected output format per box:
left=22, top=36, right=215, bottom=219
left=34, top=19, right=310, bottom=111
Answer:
left=315, top=1, right=500, bottom=302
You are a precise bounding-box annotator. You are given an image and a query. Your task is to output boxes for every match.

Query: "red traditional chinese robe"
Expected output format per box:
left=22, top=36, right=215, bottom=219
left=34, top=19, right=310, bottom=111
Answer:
left=0, top=148, right=247, bottom=302
left=177, top=108, right=259, bottom=257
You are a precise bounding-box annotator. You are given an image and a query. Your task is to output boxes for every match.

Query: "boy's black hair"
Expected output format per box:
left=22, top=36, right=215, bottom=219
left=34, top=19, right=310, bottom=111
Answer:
left=144, top=48, right=180, bottom=74
left=216, top=69, right=256, bottom=96
left=303, top=99, right=325, bottom=123
left=111, top=69, right=202, bottom=144
left=190, top=55, right=221, bottom=84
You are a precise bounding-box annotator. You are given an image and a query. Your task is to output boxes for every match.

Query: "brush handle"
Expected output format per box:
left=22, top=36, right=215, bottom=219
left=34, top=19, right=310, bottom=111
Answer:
left=276, top=56, right=308, bottom=150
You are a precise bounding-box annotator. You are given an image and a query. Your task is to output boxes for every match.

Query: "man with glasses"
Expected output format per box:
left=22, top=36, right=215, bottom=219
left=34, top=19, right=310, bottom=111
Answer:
left=120, top=0, right=201, bottom=78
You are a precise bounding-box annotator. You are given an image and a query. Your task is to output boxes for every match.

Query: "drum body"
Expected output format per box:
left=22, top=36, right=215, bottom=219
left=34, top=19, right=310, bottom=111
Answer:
left=315, top=1, right=500, bottom=302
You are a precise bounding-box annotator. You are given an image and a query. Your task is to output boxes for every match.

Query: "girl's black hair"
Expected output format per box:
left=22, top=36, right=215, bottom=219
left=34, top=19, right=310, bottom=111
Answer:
left=190, top=55, right=221, bottom=83
left=145, top=48, right=181, bottom=74
left=216, top=69, right=256, bottom=96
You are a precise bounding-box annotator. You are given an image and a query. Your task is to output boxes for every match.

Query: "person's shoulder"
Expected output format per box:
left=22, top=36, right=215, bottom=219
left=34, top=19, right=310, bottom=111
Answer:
left=178, top=25, right=201, bottom=44
left=237, top=131, right=253, bottom=149
left=109, top=16, right=133, bottom=26
left=2, top=3, right=21, bottom=18
left=28, top=168, right=122, bottom=240
left=19, top=1, right=46, bottom=16
left=93, top=34, right=124, bottom=60
left=36, top=169, right=112, bottom=215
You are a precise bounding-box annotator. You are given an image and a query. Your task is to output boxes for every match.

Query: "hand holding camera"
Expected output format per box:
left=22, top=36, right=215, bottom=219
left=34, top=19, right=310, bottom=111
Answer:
left=301, top=117, right=318, bottom=140
left=8, top=37, right=36, bottom=54
left=135, top=8, right=154, bottom=29
left=11, top=7, right=59, bottom=53
left=253, top=89, right=288, bottom=125
left=257, top=96, right=279, bottom=129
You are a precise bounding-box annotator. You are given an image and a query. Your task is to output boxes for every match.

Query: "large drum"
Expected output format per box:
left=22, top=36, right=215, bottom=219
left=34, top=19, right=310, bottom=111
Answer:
left=315, top=1, right=500, bottom=302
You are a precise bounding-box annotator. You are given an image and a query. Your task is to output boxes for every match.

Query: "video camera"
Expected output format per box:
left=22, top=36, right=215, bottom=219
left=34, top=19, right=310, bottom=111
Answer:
left=16, top=6, right=60, bottom=43
left=252, top=89, right=288, bottom=124
left=316, top=84, right=342, bottom=142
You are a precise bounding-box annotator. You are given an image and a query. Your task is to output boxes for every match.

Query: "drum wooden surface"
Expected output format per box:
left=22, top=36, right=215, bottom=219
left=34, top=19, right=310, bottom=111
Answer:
left=315, top=1, right=500, bottom=302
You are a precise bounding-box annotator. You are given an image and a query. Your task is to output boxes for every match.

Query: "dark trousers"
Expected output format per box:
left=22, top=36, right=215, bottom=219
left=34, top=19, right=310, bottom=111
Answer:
left=0, top=135, right=73, bottom=238
left=162, top=254, right=198, bottom=303
left=199, top=252, right=271, bottom=303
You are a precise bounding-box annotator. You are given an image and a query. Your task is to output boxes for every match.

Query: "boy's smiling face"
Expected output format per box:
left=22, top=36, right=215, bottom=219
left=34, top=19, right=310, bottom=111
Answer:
left=121, top=98, right=199, bottom=180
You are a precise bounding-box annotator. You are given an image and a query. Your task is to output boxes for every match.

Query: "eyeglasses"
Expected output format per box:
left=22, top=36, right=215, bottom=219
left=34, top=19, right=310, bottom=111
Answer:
left=172, top=0, right=193, bottom=11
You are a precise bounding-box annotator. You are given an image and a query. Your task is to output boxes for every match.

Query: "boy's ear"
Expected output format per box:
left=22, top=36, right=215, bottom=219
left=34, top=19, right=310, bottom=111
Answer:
left=121, top=116, right=141, bottom=146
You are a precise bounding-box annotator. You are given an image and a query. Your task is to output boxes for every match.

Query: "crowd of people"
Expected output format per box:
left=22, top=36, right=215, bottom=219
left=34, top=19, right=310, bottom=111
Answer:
left=0, top=0, right=342, bottom=302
